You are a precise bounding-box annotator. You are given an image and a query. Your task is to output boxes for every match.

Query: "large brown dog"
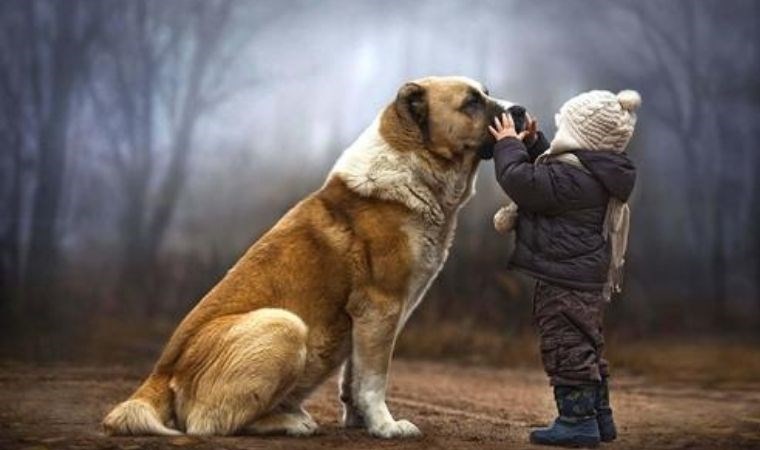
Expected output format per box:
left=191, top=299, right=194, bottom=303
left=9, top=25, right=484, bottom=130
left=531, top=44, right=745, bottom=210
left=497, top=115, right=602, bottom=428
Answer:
left=103, top=76, right=506, bottom=438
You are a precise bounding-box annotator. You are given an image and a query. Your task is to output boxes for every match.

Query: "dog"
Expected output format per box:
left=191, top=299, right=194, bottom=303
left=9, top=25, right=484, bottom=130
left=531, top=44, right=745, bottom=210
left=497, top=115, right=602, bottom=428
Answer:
left=103, top=76, right=507, bottom=439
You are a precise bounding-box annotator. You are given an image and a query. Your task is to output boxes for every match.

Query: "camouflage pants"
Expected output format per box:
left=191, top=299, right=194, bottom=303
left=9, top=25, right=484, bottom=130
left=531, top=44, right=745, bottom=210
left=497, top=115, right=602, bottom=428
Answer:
left=533, top=281, right=609, bottom=386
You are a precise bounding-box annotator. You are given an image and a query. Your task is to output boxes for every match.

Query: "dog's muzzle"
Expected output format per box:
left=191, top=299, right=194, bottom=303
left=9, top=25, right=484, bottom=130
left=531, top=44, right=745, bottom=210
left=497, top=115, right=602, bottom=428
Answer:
left=478, top=98, right=527, bottom=160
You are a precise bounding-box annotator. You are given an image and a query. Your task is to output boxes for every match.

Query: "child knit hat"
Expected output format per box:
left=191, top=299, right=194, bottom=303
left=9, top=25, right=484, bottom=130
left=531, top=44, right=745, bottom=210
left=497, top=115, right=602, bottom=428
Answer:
left=552, top=90, right=641, bottom=153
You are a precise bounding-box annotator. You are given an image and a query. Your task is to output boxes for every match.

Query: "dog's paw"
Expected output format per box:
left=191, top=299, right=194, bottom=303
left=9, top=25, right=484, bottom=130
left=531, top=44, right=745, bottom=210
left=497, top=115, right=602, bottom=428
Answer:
left=284, top=415, right=319, bottom=437
left=369, top=419, right=421, bottom=439
left=244, top=411, right=319, bottom=437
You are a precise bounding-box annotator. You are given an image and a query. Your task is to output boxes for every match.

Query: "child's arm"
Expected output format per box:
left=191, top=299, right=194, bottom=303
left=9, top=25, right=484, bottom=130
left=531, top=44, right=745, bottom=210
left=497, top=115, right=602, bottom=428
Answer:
left=489, top=114, right=560, bottom=213
left=526, top=131, right=550, bottom=162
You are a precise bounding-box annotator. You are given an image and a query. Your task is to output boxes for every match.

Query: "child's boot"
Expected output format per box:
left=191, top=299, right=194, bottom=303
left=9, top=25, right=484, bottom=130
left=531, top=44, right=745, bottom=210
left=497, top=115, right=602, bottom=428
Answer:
left=596, top=378, right=617, bottom=442
left=530, top=384, right=600, bottom=448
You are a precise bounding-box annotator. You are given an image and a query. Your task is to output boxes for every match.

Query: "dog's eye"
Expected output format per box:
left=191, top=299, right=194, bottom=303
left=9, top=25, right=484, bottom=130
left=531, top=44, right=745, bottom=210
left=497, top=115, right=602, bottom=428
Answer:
left=461, top=96, right=482, bottom=114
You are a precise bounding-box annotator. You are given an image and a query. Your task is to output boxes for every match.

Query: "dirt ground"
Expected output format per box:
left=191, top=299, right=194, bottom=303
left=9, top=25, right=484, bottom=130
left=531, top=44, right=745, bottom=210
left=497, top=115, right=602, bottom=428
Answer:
left=1, top=360, right=759, bottom=450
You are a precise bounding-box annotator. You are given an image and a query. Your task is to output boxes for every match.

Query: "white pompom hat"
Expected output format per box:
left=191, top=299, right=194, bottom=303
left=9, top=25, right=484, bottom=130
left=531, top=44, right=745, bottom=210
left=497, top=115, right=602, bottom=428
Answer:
left=551, top=90, right=642, bottom=153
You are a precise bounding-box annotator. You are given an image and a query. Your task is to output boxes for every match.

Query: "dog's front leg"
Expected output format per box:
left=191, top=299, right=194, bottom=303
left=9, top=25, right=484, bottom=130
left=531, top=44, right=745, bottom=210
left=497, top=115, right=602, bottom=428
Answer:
left=345, top=288, right=420, bottom=438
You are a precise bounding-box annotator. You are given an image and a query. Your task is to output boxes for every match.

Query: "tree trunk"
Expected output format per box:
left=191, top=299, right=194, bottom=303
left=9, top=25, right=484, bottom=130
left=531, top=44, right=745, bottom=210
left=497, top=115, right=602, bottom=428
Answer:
left=25, top=5, right=80, bottom=311
left=24, top=1, right=102, bottom=315
left=0, top=128, right=24, bottom=308
left=113, top=1, right=228, bottom=317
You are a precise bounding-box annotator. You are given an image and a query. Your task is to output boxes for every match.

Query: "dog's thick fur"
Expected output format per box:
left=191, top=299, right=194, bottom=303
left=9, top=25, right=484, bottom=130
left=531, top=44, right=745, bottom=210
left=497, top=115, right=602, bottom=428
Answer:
left=103, top=76, right=505, bottom=438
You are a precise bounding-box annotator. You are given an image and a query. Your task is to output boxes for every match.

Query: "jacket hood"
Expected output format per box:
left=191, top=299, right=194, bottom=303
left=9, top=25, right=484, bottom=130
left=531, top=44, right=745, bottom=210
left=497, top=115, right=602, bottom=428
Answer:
left=574, top=150, right=636, bottom=202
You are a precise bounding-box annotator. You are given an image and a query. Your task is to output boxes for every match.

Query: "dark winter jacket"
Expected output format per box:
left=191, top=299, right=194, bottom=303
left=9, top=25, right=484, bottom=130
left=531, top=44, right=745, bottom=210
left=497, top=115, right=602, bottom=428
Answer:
left=493, top=133, right=636, bottom=291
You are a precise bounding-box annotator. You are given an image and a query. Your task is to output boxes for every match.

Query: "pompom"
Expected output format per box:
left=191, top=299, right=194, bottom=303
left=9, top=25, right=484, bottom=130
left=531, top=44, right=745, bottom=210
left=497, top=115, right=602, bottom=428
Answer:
left=493, top=203, right=519, bottom=234
left=617, top=90, right=641, bottom=112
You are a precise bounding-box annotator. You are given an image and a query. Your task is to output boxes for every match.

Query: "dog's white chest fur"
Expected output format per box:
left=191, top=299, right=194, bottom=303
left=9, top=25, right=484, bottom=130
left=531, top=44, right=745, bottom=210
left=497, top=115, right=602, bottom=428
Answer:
left=330, top=116, right=477, bottom=328
left=400, top=219, right=453, bottom=326
left=400, top=173, right=474, bottom=325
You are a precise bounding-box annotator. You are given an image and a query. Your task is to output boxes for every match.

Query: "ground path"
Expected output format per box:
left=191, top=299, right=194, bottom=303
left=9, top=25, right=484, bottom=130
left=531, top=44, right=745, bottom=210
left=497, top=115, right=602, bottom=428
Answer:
left=1, top=360, right=759, bottom=449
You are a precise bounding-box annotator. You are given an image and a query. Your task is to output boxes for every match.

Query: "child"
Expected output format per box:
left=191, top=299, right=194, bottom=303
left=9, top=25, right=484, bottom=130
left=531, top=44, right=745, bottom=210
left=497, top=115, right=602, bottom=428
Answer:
left=489, top=90, right=640, bottom=447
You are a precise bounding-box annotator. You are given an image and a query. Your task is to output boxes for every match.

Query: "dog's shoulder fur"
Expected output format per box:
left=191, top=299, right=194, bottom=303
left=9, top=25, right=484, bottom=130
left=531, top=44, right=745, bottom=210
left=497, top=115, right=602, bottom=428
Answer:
left=325, top=104, right=479, bottom=324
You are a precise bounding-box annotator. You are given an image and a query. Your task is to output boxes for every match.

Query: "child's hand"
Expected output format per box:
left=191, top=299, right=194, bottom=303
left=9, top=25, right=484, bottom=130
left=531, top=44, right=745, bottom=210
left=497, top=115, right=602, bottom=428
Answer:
left=522, top=113, right=539, bottom=145
left=488, top=112, right=537, bottom=142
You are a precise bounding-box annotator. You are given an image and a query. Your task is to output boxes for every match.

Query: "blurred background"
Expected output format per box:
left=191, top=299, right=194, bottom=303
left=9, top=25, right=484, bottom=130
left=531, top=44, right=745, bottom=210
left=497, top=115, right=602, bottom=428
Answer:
left=1, top=0, right=759, bottom=379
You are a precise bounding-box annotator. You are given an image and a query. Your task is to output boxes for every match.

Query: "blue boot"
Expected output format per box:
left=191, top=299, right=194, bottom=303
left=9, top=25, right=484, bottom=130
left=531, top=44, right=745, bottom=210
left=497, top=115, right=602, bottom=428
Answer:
left=596, top=379, right=617, bottom=442
left=530, top=385, right=600, bottom=448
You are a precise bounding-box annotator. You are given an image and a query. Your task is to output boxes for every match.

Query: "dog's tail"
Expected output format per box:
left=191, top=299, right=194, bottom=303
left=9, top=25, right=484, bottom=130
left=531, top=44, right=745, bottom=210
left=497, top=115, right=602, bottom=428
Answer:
left=103, top=373, right=182, bottom=436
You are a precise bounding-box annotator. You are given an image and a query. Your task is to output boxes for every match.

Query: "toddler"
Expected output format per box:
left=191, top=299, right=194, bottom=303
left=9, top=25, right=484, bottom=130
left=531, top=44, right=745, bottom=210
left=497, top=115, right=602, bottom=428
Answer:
left=489, top=90, right=640, bottom=447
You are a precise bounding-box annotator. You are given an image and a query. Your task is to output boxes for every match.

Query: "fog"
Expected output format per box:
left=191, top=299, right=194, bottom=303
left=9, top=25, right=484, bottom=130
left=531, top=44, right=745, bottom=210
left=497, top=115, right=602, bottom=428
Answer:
left=2, top=0, right=759, bottom=358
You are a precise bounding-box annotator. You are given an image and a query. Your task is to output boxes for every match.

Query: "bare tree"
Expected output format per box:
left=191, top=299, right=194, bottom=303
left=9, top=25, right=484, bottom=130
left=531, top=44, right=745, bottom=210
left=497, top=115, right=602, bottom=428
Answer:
left=0, top=1, right=104, bottom=311
left=0, top=5, right=27, bottom=306
left=549, top=0, right=758, bottom=318
left=87, top=0, right=287, bottom=314
left=621, top=1, right=758, bottom=322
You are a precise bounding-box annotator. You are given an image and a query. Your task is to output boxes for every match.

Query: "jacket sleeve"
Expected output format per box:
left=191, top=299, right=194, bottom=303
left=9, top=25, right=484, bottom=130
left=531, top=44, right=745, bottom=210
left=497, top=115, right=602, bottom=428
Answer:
left=493, top=137, right=561, bottom=213
left=525, top=131, right=550, bottom=162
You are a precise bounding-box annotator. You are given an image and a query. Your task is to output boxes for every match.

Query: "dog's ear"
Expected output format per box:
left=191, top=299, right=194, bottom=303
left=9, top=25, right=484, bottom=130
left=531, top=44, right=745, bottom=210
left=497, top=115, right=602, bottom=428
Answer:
left=395, top=82, right=428, bottom=138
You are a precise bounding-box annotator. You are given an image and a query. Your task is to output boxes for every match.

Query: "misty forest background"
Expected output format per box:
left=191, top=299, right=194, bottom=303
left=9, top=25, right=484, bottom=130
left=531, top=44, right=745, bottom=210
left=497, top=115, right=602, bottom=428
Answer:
left=1, top=0, right=760, bottom=367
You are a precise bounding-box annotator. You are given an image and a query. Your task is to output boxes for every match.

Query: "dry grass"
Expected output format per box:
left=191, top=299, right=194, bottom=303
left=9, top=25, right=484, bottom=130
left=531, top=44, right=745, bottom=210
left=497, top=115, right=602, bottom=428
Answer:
left=396, top=322, right=760, bottom=389
left=396, top=322, right=541, bottom=368
left=4, top=315, right=760, bottom=390
left=606, top=338, right=760, bottom=388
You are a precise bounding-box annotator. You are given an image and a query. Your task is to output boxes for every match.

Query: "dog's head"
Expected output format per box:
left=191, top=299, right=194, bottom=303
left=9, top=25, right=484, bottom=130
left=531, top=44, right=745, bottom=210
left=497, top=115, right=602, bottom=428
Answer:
left=385, top=76, right=514, bottom=162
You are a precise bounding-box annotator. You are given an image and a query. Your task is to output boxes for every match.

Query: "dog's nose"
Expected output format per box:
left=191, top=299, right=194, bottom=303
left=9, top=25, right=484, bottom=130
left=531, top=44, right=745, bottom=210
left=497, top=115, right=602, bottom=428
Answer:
left=507, top=105, right=526, bottom=115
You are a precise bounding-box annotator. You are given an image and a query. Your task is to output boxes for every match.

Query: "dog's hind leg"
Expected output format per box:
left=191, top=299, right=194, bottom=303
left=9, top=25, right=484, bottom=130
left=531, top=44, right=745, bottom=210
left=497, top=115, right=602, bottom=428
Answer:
left=243, top=399, right=318, bottom=436
left=173, top=308, right=308, bottom=436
